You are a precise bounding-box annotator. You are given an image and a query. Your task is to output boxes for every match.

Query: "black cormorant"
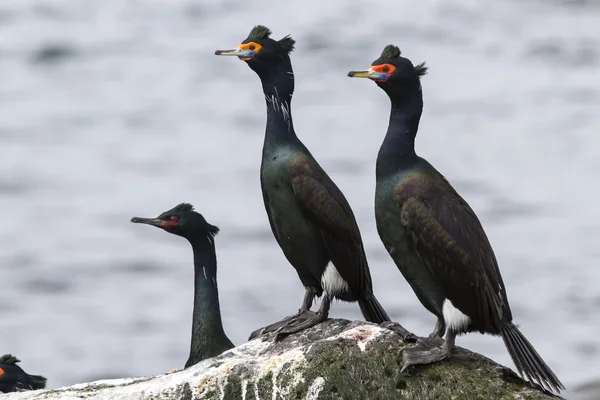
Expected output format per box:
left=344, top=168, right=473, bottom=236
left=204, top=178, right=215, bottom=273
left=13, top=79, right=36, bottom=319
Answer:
left=131, top=203, right=234, bottom=367
left=215, top=26, right=411, bottom=341
left=347, top=45, right=564, bottom=393
left=0, top=354, right=46, bottom=393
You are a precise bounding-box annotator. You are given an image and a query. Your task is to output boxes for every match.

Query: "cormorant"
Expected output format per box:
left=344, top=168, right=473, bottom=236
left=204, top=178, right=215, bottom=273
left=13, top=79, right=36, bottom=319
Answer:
left=347, top=45, right=565, bottom=393
left=131, top=203, right=234, bottom=367
left=215, top=26, right=412, bottom=341
left=0, top=354, right=46, bottom=393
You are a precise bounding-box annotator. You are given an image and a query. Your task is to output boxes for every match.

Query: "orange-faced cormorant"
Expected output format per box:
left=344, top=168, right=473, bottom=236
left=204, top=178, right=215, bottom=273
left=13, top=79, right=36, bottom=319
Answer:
left=348, top=45, right=564, bottom=393
left=214, top=26, right=411, bottom=341
left=0, top=354, right=46, bottom=393
left=131, top=203, right=234, bottom=367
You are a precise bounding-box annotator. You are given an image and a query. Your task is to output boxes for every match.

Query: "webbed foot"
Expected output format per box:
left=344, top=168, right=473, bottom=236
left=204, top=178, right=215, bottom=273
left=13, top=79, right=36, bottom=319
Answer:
left=249, top=310, right=317, bottom=340
left=380, top=321, right=418, bottom=344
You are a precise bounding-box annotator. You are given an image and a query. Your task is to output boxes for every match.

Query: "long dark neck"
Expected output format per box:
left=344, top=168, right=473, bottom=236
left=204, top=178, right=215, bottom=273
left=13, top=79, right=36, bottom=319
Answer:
left=376, top=89, right=423, bottom=179
left=186, top=235, right=229, bottom=366
left=258, top=56, right=300, bottom=152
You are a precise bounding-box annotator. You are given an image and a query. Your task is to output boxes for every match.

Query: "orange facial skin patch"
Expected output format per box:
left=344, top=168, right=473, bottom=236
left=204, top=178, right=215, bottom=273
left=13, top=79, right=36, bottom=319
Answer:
left=370, top=63, right=396, bottom=81
left=0, top=367, right=4, bottom=377
left=238, top=42, right=262, bottom=60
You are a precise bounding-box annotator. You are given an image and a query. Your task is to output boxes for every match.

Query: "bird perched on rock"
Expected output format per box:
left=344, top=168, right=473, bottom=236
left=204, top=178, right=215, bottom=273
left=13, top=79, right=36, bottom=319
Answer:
left=347, top=44, right=564, bottom=393
left=131, top=203, right=234, bottom=367
left=0, top=354, right=46, bottom=393
left=215, top=26, right=412, bottom=341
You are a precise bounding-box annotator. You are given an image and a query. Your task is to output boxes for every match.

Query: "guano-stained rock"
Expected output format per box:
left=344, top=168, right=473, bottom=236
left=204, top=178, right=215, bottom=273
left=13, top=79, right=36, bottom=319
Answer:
left=1, top=319, right=564, bottom=400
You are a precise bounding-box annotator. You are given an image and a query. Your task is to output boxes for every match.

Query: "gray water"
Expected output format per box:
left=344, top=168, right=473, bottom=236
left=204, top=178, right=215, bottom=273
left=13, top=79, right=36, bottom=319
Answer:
left=1, top=0, right=599, bottom=394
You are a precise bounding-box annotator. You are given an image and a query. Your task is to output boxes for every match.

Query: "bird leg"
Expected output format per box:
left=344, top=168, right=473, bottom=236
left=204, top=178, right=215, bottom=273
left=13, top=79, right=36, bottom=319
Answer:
left=400, top=327, right=456, bottom=372
left=428, top=318, right=445, bottom=339
left=248, top=287, right=317, bottom=340
left=274, top=293, right=332, bottom=341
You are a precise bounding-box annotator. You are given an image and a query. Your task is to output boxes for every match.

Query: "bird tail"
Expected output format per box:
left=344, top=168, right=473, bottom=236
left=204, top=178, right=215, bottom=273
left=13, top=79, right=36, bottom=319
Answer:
left=358, top=294, right=390, bottom=324
left=501, top=322, right=565, bottom=393
left=26, top=374, right=47, bottom=390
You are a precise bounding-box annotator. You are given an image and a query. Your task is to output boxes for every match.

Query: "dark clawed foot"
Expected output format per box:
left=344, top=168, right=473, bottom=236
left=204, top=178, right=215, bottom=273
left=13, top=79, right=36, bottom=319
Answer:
left=274, top=311, right=324, bottom=341
left=400, top=341, right=451, bottom=373
left=249, top=311, right=317, bottom=341
left=421, top=335, right=444, bottom=347
left=248, top=327, right=266, bottom=341
left=403, top=332, right=419, bottom=344
left=248, top=315, right=297, bottom=340
left=380, top=322, right=417, bottom=343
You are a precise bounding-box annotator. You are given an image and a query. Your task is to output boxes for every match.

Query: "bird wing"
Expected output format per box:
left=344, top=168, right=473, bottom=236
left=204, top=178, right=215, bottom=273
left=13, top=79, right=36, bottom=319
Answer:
left=290, top=158, right=370, bottom=294
left=396, top=176, right=510, bottom=332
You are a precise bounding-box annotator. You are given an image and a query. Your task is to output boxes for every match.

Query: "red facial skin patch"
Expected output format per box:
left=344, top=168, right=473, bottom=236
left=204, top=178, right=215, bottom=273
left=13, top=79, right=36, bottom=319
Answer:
left=164, top=216, right=179, bottom=228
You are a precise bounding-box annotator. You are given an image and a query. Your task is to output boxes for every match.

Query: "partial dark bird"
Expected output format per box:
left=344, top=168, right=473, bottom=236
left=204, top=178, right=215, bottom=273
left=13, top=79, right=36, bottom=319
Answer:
left=215, top=26, right=411, bottom=341
left=131, top=203, right=234, bottom=368
left=0, top=354, right=46, bottom=393
left=348, top=45, right=564, bottom=393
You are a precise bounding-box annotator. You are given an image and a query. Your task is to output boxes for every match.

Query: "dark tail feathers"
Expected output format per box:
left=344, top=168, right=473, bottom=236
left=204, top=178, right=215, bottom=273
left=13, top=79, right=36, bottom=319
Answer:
left=26, top=374, right=47, bottom=390
left=358, top=294, right=390, bottom=324
left=501, top=323, right=565, bottom=393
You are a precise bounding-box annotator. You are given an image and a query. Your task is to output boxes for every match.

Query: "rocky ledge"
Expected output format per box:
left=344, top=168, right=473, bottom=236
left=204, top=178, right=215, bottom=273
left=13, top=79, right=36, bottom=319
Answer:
left=1, top=319, right=563, bottom=400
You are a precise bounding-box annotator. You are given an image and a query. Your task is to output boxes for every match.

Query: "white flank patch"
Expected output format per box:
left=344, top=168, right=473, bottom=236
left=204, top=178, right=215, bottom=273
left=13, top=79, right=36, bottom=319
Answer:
left=442, top=298, right=471, bottom=331
left=321, top=263, right=349, bottom=296
left=306, top=377, right=325, bottom=400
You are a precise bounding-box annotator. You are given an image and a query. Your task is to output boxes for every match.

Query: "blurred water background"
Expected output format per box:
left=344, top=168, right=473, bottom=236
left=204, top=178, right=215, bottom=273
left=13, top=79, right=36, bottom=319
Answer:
left=1, top=0, right=599, bottom=396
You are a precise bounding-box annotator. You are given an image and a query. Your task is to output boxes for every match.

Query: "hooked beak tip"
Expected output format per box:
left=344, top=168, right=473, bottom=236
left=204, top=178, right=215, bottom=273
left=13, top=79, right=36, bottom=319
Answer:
left=131, top=217, right=165, bottom=228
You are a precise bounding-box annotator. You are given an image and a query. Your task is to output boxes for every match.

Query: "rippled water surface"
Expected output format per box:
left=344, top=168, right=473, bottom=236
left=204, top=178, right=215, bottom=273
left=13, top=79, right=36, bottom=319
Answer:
left=1, top=0, right=599, bottom=394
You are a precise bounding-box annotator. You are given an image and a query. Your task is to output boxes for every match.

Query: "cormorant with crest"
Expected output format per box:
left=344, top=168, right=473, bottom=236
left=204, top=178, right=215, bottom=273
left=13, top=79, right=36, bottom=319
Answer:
left=0, top=354, right=46, bottom=393
left=347, top=45, right=564, bottom=393
left=215, top=26, right=412, bottom=341
left=131, top=203, right=234, bottom=367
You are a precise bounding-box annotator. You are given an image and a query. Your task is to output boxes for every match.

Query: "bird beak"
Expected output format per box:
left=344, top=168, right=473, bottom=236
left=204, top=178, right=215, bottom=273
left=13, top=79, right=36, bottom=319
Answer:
left=214, top=48, right=255, bottom=60
left=130, top=217, right=166, bottom=228
left=347, top=69, right=390, bottom=82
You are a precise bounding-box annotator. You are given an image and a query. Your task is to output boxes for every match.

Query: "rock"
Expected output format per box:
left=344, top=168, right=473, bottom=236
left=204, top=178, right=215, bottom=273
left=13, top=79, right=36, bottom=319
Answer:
left=1, top=319, right=563, bottom=400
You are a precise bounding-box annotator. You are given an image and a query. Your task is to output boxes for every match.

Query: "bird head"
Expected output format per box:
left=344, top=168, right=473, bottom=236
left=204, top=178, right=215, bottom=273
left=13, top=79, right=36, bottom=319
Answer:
left=348, top=45, right=427, bottom=95
left=214, top=25, right=295, bottom=79
left=131, top=203, right=219, bottom=240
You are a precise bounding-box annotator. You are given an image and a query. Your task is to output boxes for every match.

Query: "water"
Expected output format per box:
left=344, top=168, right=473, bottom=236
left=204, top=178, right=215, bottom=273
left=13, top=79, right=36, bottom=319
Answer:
left=1, top=0, right=599, bottom=394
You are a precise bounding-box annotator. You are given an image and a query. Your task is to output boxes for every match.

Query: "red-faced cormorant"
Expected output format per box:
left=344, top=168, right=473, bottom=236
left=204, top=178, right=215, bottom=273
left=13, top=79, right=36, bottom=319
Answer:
left=214, top=26, right=412, bottom=341
left=131, top=203, right=234, bottom=367
left=0, top=354, right=46, bottom=393
left=348, top=45, right=564, bottom=393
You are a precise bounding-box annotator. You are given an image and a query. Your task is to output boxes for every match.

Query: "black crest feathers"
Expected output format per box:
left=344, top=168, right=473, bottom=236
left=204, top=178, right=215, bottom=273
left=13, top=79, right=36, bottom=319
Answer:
left=381, top=44, right=428, bottom=77
left=381, top=44, right=401, bottom=59
left=277, top=35, right=295, bottom=53
left=246, top=25, right=294, bottom=53
left=415, top=61, right=428, bottom=77
left=174, top=203, right=194, bottom=213
left=0, top=354, right=21, bottom=365
left=207, top=224, right=220, bottom=237
left=248, top=25, right=272, bottom=41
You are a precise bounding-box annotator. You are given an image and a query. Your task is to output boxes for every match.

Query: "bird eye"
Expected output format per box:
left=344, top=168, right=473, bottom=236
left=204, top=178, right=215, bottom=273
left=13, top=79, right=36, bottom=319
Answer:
left=249, top=44, right=256, bottom=50
left=169, top=216, right=178, bottom=221
left=382, top=66, right=390, bottom=73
